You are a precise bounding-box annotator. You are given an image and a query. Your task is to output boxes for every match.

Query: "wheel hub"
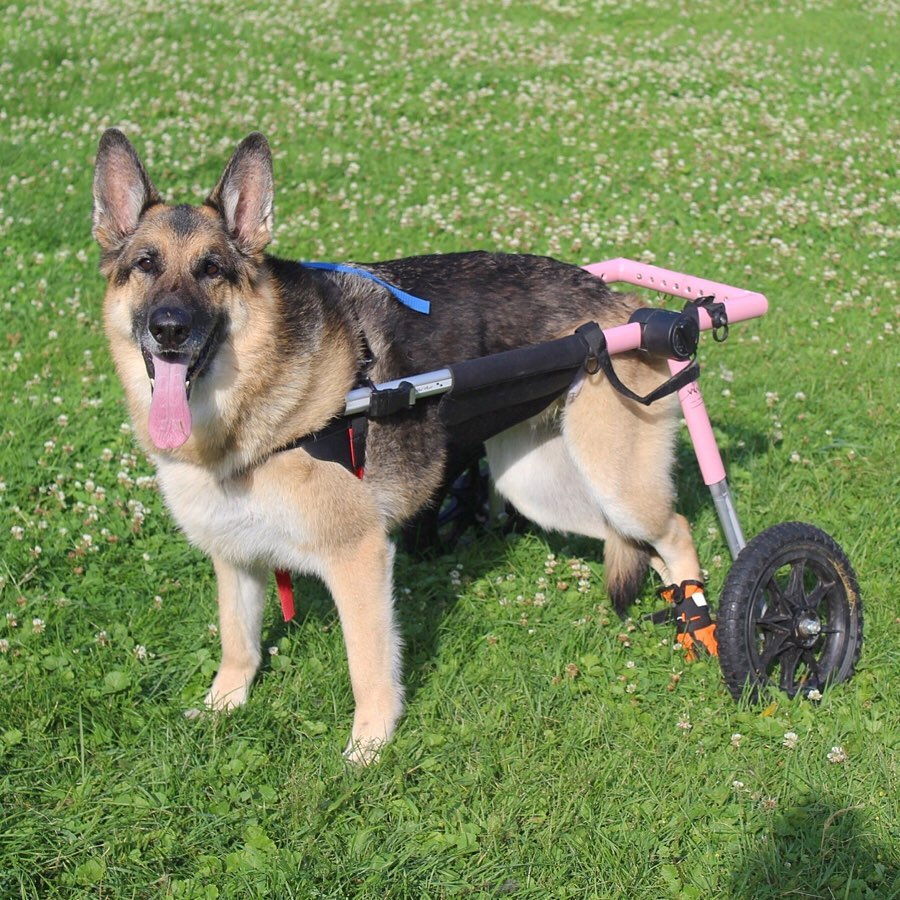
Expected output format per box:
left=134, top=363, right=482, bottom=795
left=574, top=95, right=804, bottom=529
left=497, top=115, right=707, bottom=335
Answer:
left=794, top=613, right=822, bottom=646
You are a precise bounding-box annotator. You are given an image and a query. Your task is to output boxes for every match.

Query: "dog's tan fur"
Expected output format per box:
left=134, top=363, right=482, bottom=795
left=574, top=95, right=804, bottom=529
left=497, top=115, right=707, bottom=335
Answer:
left=93, top=130, right=702, bottom=762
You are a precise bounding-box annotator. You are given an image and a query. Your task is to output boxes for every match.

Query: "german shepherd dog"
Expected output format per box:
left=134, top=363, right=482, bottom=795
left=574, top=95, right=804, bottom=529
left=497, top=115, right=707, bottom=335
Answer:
left=92, top=130, right=702, bottom=762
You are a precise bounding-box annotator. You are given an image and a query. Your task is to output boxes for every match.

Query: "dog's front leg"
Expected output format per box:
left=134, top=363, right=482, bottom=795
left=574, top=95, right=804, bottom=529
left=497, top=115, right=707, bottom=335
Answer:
left=205, top=556, right=267, bottom=711
left=321, top=530, right=404, bottom=765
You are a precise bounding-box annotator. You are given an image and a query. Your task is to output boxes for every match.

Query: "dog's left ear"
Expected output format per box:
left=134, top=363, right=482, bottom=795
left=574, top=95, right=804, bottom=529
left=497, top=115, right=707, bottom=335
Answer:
left=206, top=133, right=274, bottom=256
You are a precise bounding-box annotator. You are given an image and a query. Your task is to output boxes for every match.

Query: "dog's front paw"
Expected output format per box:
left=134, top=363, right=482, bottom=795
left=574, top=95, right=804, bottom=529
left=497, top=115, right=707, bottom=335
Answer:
left=343, top=735, right=387, bottom=767
left=342, top=705, right=402, bottom=766
left=204, top=668, right=253, bottom=711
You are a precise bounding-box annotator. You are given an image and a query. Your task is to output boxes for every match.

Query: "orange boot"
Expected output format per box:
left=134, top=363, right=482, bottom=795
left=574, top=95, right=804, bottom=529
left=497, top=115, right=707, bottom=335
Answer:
left=659, top=580, right=719, bottom=661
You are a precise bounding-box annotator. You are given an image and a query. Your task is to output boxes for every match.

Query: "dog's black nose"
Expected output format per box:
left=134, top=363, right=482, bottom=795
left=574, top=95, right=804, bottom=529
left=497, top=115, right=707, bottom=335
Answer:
left=149, top=305, right=193, bottom=351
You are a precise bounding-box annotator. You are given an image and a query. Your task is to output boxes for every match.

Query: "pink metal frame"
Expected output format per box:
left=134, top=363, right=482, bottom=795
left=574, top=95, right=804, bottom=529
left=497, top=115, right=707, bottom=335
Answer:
left=583, top=259, right=769, bottom=558
left=345, top=256, right=768, bottom=558
left=583, top=258, right=768, bottom=482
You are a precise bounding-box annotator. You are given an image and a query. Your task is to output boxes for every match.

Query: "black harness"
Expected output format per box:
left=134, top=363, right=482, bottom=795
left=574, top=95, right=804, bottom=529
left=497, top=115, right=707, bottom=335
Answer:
left=279, top=413, right=369, bottom=478
left=278, top=294, right=725, bottom=479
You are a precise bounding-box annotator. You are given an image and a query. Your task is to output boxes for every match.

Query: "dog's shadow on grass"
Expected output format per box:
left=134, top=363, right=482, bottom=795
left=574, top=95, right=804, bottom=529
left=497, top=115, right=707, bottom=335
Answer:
left=730, top=798, right=899, bottom=897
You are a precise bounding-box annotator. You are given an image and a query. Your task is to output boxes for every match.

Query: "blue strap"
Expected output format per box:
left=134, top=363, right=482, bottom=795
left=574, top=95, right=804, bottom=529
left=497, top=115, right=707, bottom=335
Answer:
left=303, top=261, right=431, bottom=314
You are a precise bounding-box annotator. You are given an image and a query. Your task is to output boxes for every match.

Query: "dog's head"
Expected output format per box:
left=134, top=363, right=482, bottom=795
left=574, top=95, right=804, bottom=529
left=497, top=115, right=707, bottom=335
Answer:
left=92, top=129, right=274, bottom=450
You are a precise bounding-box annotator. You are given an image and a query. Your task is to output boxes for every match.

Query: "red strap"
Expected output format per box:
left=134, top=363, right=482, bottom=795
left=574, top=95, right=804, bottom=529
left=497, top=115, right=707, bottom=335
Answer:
left=275, top=569, right=294, bottom=621
left=274, top=433, right=363, bottom=622
left=348, top=423, right=365, bottom=479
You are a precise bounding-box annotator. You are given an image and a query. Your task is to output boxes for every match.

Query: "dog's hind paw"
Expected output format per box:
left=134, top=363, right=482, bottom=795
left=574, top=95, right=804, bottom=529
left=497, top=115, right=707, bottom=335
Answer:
left=184, top=707, right=206, bottom=720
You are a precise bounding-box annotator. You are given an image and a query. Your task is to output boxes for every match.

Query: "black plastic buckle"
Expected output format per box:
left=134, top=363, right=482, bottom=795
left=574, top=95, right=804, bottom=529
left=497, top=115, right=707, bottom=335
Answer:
left=575, top=321, right=606, bottom=375
left=577, top=320, right=699, bottom=407
left=368, top=381, right=416, bottom=418
left=689, top=295, right=729, bottom=343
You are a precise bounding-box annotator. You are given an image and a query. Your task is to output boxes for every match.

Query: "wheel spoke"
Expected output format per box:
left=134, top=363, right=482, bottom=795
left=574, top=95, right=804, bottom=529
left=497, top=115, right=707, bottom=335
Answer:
left=758, top=631, right=791, bottom=672
left=784, top=560, right=808, bottom=610
left=778, top=645, right=804, bottom=693
left=762, top=573, right=792, bottom=615
left=802, top=648, right=822, bottom=687
left=802, top=578, right=835, bottom=611
left=756, top=610, right=792, bottom=632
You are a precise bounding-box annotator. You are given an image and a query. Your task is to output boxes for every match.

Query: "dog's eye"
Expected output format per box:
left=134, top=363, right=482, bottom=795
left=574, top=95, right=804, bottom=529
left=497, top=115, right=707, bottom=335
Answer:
left=135, top=257, right=153, bottom=273
left=203, top=261, right=221, bottom=278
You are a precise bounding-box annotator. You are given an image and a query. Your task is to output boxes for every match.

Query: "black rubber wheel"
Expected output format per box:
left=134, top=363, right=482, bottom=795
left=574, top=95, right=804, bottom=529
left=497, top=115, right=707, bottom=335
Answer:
left=717, top=522, right=862, bottom=702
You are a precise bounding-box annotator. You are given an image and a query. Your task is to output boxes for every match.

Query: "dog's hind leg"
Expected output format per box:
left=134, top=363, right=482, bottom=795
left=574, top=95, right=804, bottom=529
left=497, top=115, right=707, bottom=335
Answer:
left=486, top=417, right=615, bottom=542
left=320, top=530, right=404, bottom=766
left=205, top=557, right=267, bottom=711
left=487, top=364, right=702, bottom=614
left=561, top=364, right=702, bottom=612
left=487, top=416, right=654, bottom=612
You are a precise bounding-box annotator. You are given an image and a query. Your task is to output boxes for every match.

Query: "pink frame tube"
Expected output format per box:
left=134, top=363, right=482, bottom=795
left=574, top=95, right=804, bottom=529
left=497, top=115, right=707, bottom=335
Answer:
left=582, top=259, right=770, bottom=488
left=583, top=257, right=769, bottom=324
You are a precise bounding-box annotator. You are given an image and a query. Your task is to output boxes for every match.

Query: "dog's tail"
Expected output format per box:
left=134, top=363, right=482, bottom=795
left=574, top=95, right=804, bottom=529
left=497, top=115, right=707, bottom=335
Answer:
left=604, top=533, right=650, bottom=617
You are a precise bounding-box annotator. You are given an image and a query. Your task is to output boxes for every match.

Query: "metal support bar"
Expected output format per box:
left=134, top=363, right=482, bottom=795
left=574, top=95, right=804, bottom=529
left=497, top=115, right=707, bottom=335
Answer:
left=344, top=369, right=453, bottom=416
left=709, top=479, right=746, bottom=560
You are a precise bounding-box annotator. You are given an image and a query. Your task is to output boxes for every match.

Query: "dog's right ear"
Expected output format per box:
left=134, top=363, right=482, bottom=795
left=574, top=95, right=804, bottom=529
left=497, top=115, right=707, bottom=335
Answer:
left=92, top=129, right=161, bottom=255
left=206, top=133, right=274, bottom=256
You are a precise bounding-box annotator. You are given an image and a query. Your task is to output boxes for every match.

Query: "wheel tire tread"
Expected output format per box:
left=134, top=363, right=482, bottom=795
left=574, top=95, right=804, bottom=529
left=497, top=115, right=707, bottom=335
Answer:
left=717, top=522, right=862, bottom=702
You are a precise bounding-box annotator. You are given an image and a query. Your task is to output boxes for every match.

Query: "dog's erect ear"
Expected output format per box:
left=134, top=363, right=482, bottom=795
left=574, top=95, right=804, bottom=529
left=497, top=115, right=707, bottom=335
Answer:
left=92, top=129, right=161, bottom=254
left=206, top=133, right=274, bottom=256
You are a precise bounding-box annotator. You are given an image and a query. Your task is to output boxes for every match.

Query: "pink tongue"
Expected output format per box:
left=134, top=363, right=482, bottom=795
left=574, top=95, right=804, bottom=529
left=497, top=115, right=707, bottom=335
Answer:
left=148, top=356, right=192, bottom=449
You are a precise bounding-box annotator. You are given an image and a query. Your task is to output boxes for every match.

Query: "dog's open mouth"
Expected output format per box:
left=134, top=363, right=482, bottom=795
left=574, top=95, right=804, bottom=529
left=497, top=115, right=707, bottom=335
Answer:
left=142, top=325, right=222, bottom=450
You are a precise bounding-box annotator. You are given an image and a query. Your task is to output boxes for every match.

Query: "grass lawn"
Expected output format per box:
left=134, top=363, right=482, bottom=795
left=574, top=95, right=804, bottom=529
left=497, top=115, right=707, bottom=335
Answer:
left=1, top=0, right=898, bottom=896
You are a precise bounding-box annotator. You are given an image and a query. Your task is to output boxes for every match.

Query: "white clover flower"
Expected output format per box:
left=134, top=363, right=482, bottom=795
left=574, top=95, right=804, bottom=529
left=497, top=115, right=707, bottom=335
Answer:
left=0, top=638, right=9, bottom=653
left=783, top=731, right=798, bottom=749
left=134, top=644, right=148, bottom=660
left=730, top=733, right=743, bottom=748
left=827, top=746, right=848, bottom=764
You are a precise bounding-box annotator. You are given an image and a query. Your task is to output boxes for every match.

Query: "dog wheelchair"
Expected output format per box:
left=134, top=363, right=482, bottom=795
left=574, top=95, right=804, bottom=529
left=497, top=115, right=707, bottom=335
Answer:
left=298, top=258, right=864, bottom=703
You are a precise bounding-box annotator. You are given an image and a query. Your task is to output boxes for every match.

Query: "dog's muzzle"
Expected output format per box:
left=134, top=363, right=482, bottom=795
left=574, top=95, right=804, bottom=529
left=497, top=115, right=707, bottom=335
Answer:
left=139, top=302, right=224, bottom=451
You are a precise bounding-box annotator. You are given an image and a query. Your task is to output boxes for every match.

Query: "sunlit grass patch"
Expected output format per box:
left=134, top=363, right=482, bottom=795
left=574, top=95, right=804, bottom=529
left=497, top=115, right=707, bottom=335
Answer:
left=1, top=0, right=898, bottom=896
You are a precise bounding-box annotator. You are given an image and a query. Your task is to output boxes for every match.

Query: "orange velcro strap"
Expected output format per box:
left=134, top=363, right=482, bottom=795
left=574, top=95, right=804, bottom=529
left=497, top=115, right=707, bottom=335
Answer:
left=676, top=621, right=719, bottom=660
left=664, top=580, right=719, bottom=660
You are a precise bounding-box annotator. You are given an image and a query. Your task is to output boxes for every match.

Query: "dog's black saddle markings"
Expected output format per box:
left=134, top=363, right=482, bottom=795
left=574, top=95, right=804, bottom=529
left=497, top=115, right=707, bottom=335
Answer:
left=278, top=265, right=716, bottom=479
